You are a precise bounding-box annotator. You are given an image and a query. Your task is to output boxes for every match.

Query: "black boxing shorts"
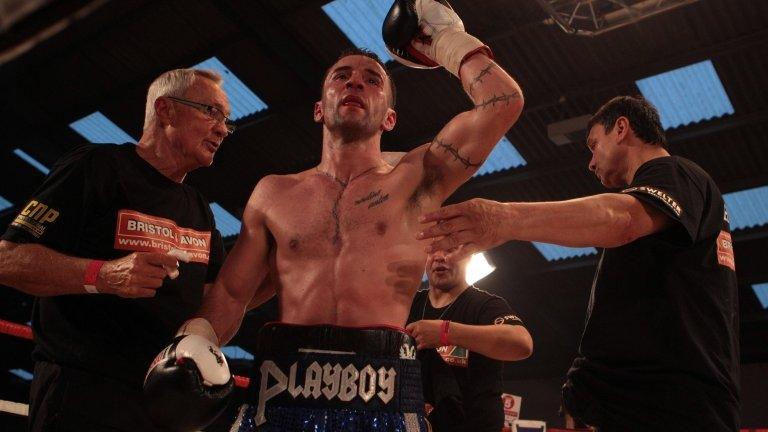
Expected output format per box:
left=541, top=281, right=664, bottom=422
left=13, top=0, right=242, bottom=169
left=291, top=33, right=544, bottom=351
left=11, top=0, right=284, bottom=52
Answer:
left=229, top=323, right=428, bottom=432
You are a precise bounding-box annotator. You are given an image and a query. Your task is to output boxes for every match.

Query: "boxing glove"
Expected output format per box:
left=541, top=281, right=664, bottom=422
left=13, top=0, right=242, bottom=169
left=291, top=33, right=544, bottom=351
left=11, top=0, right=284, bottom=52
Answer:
left=382, top=0, right=491, bottom=77
left=144, top=324, right=233, bottom=431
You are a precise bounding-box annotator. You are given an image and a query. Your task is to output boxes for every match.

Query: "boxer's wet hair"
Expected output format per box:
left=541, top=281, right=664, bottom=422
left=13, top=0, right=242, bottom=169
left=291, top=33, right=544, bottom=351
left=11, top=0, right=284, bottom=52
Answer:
left=322, top=48, right=397, bottom=108
left=588, top=96, right=667, bottom=147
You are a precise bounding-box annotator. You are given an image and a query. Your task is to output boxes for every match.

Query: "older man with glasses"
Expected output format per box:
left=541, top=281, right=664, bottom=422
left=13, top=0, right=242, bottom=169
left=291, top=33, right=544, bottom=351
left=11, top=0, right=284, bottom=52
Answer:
left=0, top=68, right=232, bottom=432
left=166, top=96, right=236, bottom=135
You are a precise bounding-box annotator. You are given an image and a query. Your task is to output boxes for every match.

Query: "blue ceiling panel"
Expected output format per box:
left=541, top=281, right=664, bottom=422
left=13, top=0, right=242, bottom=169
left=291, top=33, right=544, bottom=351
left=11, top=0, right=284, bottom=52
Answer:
left=636, top=60, right=734, bottom=130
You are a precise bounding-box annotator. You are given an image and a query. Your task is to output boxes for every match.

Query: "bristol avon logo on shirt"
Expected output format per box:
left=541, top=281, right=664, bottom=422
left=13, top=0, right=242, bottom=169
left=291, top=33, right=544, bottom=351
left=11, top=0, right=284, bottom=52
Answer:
left=255, top=360, right=397, bottom=425
left=716, top=230, right=736, bottom=271
left=114, top=209, right=211, bottom=263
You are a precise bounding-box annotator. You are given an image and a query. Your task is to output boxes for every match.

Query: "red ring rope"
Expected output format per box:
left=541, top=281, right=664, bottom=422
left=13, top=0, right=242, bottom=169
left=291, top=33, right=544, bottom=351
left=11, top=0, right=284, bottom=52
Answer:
left=0, top=319, right=251, bottom=388
left=0, top=319, right=32, bottom=340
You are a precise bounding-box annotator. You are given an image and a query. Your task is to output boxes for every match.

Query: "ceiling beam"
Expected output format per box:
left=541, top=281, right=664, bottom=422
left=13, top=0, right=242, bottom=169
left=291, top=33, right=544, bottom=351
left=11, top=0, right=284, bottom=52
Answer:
left=523, top=26, right=768, bottom=114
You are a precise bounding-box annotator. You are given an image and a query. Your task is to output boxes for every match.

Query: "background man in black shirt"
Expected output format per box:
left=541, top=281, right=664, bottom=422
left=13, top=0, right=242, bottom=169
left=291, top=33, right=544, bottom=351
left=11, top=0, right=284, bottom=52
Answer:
left=407, top=246, right=533, bottom=432
left=417, top=96, right=740, bottom=431
left=0, top=67, right=230, bottom=431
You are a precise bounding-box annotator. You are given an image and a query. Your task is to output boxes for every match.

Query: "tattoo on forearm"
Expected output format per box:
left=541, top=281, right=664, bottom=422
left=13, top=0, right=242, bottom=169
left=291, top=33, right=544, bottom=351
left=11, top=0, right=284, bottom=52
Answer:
left=355, top=189, right=390, bottom=209
left=474, top=91, right=521, bottom=110
left=433, top=138, right=481, bottom=169
left=468, top=62, right=497, bottom=94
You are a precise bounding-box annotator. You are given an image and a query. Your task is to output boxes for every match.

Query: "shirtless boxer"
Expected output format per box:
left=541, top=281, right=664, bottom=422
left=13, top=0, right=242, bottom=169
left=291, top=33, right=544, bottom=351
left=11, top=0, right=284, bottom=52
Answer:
left=145, top=1, right=524, bottom=430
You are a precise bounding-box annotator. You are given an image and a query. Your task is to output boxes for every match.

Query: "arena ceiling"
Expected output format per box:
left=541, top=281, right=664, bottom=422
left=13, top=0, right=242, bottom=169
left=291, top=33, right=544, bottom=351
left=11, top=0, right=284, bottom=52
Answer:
left=1, top=0, right=767, bottom=405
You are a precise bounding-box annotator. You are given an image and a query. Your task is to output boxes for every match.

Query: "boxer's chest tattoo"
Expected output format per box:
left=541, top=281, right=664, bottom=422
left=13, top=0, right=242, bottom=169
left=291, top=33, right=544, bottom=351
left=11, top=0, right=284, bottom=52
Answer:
left=325, top=187, right=391, bottom=246
left=315, top=168, right=390, bottom=245
left=354, top=189, right=390, bottom=209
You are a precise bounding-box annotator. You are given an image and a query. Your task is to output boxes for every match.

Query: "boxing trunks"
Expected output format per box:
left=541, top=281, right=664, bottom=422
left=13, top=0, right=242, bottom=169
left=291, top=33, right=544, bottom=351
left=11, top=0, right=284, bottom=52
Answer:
left=229, top=323, right=428, bottom=432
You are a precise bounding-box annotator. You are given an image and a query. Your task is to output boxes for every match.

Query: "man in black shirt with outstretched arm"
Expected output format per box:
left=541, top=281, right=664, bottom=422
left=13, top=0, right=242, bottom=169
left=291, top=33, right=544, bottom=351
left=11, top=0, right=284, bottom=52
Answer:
left=417, top=96, right=740, bottom=431
left=407, top=245, right=533, bottom=432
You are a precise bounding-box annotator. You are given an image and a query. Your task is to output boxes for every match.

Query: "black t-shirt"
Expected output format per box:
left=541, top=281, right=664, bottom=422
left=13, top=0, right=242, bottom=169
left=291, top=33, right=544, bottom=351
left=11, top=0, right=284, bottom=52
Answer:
left=2, top=144, right=224, bottom=387
left=408, top=286, right=524, bottom=432
left=569, top=156, right=739, bottom=430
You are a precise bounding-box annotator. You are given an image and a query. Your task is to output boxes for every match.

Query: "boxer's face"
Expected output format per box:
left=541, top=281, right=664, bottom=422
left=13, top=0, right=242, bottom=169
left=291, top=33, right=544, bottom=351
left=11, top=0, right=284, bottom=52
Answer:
left=426, top=247, right=469, bottom=292
left=587, top=121, right=630, bottom=188
left=315, top=55, right=396, bottom=140
left=168, top=79, right=230, bottom=169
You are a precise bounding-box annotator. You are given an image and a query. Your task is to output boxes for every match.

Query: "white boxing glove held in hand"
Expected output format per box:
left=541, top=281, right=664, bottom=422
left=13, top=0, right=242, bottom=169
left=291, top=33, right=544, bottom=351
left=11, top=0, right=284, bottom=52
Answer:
left=143, top=319, right=232, bottom=431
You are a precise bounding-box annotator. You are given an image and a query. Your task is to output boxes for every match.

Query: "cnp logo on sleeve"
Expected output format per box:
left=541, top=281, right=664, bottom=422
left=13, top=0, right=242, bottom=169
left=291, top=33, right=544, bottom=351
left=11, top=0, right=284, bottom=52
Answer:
left=11, top=200, right=60, bottom=238
left=114, top=210, right=211, bottom=264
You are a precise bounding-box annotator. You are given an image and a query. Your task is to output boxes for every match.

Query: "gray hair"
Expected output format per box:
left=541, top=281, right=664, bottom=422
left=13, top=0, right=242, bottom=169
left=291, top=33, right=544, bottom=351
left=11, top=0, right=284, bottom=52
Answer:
left=143, top=68, right=223, bottom=131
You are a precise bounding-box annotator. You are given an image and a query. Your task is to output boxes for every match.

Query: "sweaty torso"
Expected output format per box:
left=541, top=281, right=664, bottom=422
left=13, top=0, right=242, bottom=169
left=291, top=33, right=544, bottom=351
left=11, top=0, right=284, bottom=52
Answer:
left=262, top=156, right=438, bottom=327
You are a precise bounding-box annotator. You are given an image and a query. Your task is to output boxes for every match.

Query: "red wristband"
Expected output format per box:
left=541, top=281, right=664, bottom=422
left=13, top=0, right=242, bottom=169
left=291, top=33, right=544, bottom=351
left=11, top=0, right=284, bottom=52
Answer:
left=83, top=260, right=105, bottom=294
left=440, top=320, right=451, bottom=346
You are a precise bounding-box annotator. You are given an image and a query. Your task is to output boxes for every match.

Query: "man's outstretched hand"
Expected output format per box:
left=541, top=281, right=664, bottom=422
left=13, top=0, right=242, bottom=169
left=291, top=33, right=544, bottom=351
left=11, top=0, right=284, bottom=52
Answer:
left=417, top=198, right=506, bottom=262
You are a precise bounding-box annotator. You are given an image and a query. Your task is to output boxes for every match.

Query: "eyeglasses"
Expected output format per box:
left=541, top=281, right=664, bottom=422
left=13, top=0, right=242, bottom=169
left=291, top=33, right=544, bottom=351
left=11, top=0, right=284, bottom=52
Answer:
left=166, top=96, right=236, bottom=135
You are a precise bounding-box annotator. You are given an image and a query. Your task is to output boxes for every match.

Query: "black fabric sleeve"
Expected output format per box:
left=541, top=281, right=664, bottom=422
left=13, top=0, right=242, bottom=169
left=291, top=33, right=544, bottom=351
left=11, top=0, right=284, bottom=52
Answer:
left=620, top=158, right=706, bottom=244
left=2, top=145, right=99, bottom=252
left=477, top=296, right=524, bottom=327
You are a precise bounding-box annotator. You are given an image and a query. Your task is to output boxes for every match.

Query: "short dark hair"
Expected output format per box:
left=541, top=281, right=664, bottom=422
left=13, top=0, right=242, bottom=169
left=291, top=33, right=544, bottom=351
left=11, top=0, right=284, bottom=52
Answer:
left=587, top=96, right=667, bottom=147
left=322, top=48, right=397, bottom=108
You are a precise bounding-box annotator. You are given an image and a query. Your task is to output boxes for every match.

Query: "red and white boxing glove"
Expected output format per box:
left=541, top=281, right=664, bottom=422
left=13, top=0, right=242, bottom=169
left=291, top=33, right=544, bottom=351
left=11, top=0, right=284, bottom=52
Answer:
left=144, top=318, right=233, bottom=432
left=383, top=0, right=491, bottom=77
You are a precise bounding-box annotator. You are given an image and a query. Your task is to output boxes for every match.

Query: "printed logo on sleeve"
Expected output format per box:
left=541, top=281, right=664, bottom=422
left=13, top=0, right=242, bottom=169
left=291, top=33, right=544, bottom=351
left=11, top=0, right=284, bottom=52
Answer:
left=436, top=345, right=469, bottom=368
left=11, top=200, right=60, bottom=238
left=494, top=315, right=521, bottom=325
left=114, top=209, right=211, bottom=264
left=621, top=186, right=682, bottom=218
left=716, top=230, right=735, bottom=271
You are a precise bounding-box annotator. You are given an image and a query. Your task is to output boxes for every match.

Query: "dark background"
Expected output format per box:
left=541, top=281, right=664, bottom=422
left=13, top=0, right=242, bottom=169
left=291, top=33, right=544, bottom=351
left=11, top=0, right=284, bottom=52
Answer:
left=1, top=0, right=766, bottom=429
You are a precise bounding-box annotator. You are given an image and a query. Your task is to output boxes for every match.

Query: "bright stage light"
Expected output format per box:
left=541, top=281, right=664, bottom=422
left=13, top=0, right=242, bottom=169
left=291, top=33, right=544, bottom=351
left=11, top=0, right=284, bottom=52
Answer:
left=465, top=252, right=495, bottom=285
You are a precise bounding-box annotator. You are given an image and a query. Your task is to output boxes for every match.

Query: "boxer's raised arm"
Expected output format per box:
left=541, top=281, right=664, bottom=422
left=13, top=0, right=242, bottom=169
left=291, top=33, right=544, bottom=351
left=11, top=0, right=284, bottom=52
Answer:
left=423, top=54, right=523, bottom=200
left=195, top=177, right=275, bottom=345
left=385, top=0, right=523, bottom=201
